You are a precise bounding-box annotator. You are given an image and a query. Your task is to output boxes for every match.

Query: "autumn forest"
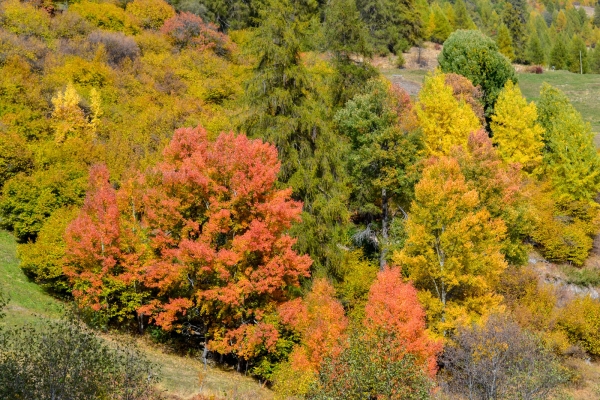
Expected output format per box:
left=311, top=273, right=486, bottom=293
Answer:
left=0, top=0, right=599, bottom=398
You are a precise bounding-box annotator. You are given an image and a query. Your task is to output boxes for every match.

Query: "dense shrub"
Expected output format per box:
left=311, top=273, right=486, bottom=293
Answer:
left=70, top=1, right=141, bottom=34
left=441, top=315, right=568, bottom=400
left=557, top=296, right=600, bottom=357
left=0, top=165, right=88, bottom=242
left=88, top=30, right=140, bottom=66
left=0, top=317, right=161, bottom=399
left=438, top=30, right=516, bottom=116
left=161, top=12, right=232, bottom=56
left=307, top=332, right=434, bottom=400
left=50, top=11, right=93, bottom=39
left=18, top=207, right=78, bottom=293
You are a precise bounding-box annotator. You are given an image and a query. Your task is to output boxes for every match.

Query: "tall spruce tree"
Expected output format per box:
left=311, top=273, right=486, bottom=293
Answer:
left=323, top=0, right=377, bottom=108
left=356, top=0, right=422, bottom=54
left=594, top=2, right=600, bottom=27
left=549, top=35, right=568, bottom=69
left=527, top=35, right=546, bottom=65
left=590, top=43, right=600, bottom=73
left=502, top=3, right=527, bottom=62
left=241, top=0, right=350, bottom=275
left=454, top=0, right=476, bottom=30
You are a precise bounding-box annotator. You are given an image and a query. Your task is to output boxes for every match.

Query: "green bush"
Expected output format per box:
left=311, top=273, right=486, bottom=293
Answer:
left=438, top=30, right=516, bottom=116
left=561, top=265, right=600, bottom=287
left=307, top=332, right=433, bottom=399
left=0, top=316, right=161, bottom=399
left=0, top=165, right=87, bottom=242
left=18, top=207, right=79, bottom=293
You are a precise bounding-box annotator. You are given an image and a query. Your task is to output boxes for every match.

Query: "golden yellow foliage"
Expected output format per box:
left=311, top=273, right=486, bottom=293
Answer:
left=126, top=0, right=175, bottom=30
left=51, top=83, right=88, bottom=143
left=491, top=81, right=544, bottom=171
left=415, top=71, right=481, bottom=157
left=395, top=156, right=507, bottom=336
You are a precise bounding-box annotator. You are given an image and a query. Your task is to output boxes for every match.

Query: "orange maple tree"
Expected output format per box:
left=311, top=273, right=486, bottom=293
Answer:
left=66, top=126, right=311, bottom=359
left=363, top=267, right=442, bottom=377
left=279, top=278, right=348, bottom=372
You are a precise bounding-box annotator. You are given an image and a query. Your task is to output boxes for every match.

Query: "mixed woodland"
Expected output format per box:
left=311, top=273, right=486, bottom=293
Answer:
left=0, top=0, right=599, bottom=398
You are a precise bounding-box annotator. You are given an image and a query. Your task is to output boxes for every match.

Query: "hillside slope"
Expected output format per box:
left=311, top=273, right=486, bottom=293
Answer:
left=0, top=230, right=272, bottom=400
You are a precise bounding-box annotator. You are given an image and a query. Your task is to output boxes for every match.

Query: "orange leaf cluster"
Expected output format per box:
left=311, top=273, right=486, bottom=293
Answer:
left=65, top=126, right=311, bottom=357
left=364, top=267, right=442, bottom=377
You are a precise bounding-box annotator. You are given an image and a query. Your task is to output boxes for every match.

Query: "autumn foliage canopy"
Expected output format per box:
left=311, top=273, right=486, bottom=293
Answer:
left=65, top=126, right=311, bottom=358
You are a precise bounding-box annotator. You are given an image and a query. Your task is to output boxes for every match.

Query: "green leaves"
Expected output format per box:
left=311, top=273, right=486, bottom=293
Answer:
left=438, top=30, right=516, bottom=117
left=537, top=83, right=600, bottom=203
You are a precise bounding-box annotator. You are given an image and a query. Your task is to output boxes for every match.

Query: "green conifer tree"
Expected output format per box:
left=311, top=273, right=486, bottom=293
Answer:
left=496, top=23, right=515, bottom=61
left=590, top=44, right=600, bottom=73
left=241, top=0, right=350, bottom=274
left=323, top=0, right=377, bottom=107
left=527, top=35, right=546, bottom=65
left=549, top=35, right=568, bottom=70
left=567, top=35, right=589, bottom=73
left=594, top=2, right=600, bottom=27
left=430, top=3, right=453, bottom=43
left=502, top=3, right=527, bottom=62
left=357, top=0, right=422, bottom=54
left=454, top=0, right=476, bottom=29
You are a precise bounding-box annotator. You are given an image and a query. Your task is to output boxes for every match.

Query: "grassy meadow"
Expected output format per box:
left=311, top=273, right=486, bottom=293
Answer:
left=382, top=68, right=600, bottom=142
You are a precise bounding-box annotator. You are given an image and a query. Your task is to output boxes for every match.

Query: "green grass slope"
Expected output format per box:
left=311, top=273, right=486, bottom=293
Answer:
left=0, top=230, right=271, bottom=400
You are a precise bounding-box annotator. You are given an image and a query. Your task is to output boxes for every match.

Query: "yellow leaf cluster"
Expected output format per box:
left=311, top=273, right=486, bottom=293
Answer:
left=395, top=157, right=507, bottom=336
left=51, top=83, right=100, bottom=143
left=416, top=71, right=481, bottom=157
left=491, top=81, right=544, bottom=171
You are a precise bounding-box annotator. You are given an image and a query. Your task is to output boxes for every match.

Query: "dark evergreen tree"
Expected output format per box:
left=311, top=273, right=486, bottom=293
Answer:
left=241, top=0, right=350, bottom=275
left=356, top=0, right=422, bottom=54
left=502, top=3, right=527, bottom=62
left=323, top=0, right=377, bottom=107
left=594, top=2, right=600, bottom=28
left=590, top=43, right=600, bottom=73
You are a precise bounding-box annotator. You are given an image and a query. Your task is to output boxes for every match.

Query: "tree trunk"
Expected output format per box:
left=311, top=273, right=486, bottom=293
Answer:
left=379, top=188, right=389, bottom=270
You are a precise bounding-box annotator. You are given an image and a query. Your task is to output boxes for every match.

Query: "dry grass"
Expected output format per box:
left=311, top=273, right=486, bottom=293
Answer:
left=559, top=358, right=600, bottom=400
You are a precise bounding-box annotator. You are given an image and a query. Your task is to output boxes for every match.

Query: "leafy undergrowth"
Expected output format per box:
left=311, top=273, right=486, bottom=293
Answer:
left=0, top=230, right=272, bottom=399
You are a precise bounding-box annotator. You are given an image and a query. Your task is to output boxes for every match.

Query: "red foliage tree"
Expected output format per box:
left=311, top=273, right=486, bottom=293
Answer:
left=364, top=267, right=442, bottom=377
left=279, top=279, right=348, bottom=372
left=66, top=127, right=311, bottom=361
left=65, top=164, right=146, bottom=319
left=160, top=12, right=233, bottom=56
